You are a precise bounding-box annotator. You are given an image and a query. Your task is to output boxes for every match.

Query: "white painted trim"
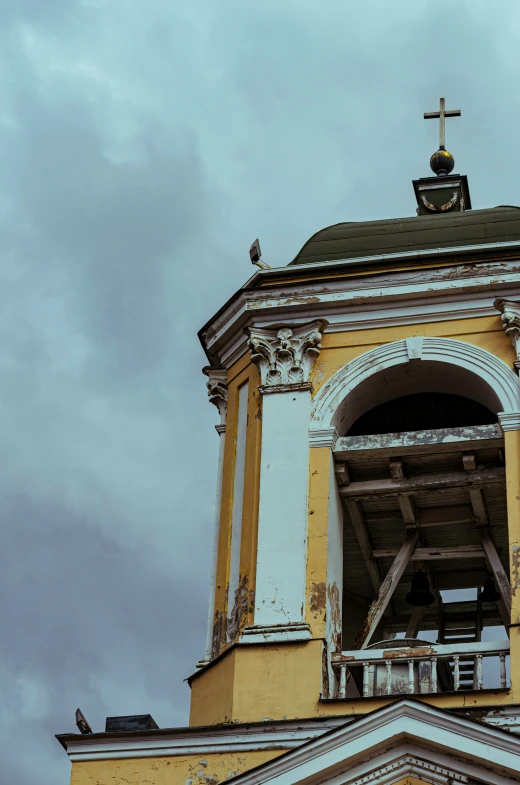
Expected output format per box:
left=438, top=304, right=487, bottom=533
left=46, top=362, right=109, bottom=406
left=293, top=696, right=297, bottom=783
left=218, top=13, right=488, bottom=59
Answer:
left=230, top=700, right=520, bottom=785
left=240, top=623, right=312, bottom=643
left=202, top=422, right=227, bottom=661
left=227, top=382, right=248, bottom=637
left=201, top=260, right=520, bottom=368
left=344, top=752, right=468, bottom=785
left=59, top=706, right=520, bottom=763
left=309, top=337, right=520, bottom=431
left=60, top=717, right=350, bottom=762
left=309, top=428, right=338, bottom=449
left=498, top=412, right=520, bottom=431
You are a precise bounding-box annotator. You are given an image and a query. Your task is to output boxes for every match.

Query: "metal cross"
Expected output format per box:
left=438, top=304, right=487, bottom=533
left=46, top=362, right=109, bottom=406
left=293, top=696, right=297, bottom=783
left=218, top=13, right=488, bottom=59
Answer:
left=424, top=98, right=461, bottom=150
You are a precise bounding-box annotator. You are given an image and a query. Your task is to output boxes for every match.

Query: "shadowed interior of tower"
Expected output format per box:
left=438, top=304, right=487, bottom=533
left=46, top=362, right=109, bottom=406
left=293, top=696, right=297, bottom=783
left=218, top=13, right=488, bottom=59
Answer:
left=333, top=378, right=510, bottom=698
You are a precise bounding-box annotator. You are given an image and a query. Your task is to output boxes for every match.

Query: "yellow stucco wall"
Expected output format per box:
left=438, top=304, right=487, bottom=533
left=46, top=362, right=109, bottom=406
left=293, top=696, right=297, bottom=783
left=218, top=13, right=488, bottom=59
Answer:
left=70, top=749, right=285, bottom=785
left=192, top=311, right=519, bottom=726
left=212, top=357, right=262, bottom=657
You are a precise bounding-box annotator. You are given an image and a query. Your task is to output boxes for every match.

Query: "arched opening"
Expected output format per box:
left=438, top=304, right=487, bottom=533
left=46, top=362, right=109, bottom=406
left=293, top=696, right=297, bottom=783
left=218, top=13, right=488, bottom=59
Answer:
left=330, top=353, right=511, bottom=698
left=334, top=359, right=503, bottom=436
left=347, top=392, right=497, bottom=436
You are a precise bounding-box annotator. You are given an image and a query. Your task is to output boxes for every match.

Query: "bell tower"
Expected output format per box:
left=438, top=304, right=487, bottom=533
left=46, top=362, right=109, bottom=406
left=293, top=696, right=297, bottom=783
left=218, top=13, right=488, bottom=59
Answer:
left=190, top=100, right=520, bottom=725
left=58, top=101, right=520, bottom=785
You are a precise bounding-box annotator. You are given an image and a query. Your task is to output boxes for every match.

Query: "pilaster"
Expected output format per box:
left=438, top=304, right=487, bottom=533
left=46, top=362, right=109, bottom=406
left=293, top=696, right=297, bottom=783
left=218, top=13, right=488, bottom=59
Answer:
left=494, top=298, right=520, bottom=374
left=500, top=413, right=520, bottom=701
left=241, top=321, right=327, bottom=643
left=199, top=368, right=228, bottom=666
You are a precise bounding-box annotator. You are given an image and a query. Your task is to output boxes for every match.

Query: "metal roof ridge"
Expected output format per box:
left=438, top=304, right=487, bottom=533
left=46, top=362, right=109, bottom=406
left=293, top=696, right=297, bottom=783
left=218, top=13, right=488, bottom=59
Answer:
left=261, top=239, right=520, bottom=277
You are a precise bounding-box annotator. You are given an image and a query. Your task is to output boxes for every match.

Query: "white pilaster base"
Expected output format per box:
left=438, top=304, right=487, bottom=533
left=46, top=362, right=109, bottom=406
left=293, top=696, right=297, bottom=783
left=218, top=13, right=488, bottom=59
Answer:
left=240, top=623, right=312, bottom=644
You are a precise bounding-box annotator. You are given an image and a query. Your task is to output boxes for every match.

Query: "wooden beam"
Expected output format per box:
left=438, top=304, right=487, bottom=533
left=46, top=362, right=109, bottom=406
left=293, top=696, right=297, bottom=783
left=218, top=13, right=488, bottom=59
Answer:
left=345, top=500, right=382, bottom=597
left=478, top=528, right=511, bottom=628
left=469, top=489, right=488, bottom=525
left=355, top=532, right=418, bottom=649
left=462, top=454, right=490, bottom=526
left=334, top=424, right=504, bottom=461
left=373, top=544, right=485, bottom=561
left=366, top=505, right=474, bottom=529
left=406, top=605, right=427, bottom=638
left=335, top=462, right=350, bottom=487
left=339, top=467, right=504, bottom=499
left=390, top=460, right=405, bottom=480
left=462, top=453, right=477, bottom=472
left=397, top=493, right=416, bottom=524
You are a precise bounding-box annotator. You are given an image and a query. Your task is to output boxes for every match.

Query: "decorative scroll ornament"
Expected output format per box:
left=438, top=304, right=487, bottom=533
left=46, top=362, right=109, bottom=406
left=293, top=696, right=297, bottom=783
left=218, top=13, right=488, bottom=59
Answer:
left=246, top=320, right=327, bottom=389
left=202, top=367, right=228, bottom=423
left=494, top=298, right=520, bottom=371
left=421, top=191, right=459, bottom=213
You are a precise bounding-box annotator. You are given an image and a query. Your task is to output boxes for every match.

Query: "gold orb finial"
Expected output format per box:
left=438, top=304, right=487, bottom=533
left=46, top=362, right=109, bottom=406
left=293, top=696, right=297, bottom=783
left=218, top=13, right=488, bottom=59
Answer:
left=430, top=148, right=455, bottom=177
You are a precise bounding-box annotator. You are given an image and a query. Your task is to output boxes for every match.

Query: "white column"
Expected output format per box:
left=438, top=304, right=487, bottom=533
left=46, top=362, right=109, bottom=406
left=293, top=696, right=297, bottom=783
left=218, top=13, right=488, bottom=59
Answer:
left=241, top=320, right=327, bottom=643
left=199, top=368, right=227, bottom=666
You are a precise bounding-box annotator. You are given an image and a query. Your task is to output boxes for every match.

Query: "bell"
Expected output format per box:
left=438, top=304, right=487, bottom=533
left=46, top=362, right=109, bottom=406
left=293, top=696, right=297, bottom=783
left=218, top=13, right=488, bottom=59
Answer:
left=405, top=570, right=434, bottom=607
left=480, top=577, right=501, bottom=603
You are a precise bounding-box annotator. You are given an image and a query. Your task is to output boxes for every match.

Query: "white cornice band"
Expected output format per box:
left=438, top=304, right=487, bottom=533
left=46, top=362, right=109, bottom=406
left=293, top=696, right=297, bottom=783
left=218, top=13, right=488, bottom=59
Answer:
left=498, top=412, right=520, bottom=431
left=201, top=261, right=520, bottom=369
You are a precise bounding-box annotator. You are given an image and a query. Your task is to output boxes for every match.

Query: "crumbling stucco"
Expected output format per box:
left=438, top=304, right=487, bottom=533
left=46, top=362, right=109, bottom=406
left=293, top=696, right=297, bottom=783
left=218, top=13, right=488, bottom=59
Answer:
left=227, top=576, right=255, bottom=640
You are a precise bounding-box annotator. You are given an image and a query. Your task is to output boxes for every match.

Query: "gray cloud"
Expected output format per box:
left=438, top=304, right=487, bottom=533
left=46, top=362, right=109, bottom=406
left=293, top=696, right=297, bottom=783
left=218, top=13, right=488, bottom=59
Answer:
left=1, top=1, right=520, bottom=783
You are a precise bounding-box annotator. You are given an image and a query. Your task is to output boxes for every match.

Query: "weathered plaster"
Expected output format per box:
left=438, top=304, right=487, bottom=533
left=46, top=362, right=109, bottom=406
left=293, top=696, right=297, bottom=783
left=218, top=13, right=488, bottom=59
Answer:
left=69, top=750, right=283, bottom=785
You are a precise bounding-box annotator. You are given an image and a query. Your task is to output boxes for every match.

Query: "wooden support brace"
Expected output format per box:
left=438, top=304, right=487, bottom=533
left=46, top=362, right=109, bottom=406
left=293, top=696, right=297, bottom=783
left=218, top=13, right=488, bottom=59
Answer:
left=478, top=528, right=511, bottom=628
left=406, top=605, right=427, bottom=638
left=345, top=500, right=382, bottom=598
left=398, top=493, right=416, bottom=524
left=335, top=462, right=350, bottom=487
left=355, top=531, right=418, bottom=649
left=390, top=460, right=405, bottom=480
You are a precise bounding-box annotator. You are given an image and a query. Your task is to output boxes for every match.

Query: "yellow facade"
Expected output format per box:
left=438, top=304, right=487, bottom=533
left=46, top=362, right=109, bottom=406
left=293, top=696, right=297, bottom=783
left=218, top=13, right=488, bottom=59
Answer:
left=189, top=311, right=519, bottom=724
left=70, top=750, right=285, bottom=785
left=61, top=215, right=520, bottom=784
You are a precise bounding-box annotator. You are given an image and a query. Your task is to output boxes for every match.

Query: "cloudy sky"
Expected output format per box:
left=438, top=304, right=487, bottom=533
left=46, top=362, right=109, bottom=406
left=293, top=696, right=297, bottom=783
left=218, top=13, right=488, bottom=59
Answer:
left=1, top=1, right=520, bottom=782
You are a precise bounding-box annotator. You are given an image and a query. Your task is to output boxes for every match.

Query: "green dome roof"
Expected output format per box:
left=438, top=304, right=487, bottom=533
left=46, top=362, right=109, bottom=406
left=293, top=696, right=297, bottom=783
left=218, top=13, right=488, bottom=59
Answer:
left=290, top=207, right=520, bottom=266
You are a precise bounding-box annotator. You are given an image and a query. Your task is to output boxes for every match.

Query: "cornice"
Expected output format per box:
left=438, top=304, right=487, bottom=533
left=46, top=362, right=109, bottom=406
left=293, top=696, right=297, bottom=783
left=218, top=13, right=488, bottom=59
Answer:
left=199, top=260, right=520, bottom=368
left=57, top=716, right=349, bottom=762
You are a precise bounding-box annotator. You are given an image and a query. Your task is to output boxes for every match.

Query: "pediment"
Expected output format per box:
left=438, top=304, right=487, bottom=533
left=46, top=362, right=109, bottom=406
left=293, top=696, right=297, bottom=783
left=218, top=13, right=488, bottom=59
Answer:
left=228, top=700, right=520, bottom=785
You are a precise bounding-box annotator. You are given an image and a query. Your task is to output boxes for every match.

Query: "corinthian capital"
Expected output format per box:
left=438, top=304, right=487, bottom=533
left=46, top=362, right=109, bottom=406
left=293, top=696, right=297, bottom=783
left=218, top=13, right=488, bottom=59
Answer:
left=246, top=320, right=328, bottom=390
left=494, top=299, right=520, bottom=371
left=203, top=367, right=228, bottom=424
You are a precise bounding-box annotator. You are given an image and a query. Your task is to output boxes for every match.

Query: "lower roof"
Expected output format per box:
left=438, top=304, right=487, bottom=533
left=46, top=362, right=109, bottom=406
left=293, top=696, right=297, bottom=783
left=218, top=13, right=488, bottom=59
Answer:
left=290, top=206, right=520, bottom=265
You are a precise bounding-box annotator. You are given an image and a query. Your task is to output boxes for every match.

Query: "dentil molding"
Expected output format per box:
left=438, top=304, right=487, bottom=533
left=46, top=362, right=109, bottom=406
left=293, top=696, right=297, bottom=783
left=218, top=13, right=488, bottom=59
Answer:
left=202, top=367, right=228, bottom=424
left=495, top=298, right=520, bottom=372
left=246, top=320, right=328, bottom=390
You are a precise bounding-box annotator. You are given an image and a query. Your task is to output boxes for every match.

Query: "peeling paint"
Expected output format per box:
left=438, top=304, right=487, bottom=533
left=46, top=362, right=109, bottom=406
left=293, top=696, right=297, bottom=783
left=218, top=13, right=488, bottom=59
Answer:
left=228, top=575, right=255, bottom=640
left=327, top=582, right=342, bottom=652
left=212, top=610, right=226, bottom=658
left=512, top=544, right=520, bottom=597
left=309, top=582, right=326, bottom=616
left=185, top=756, right=252, bottom=785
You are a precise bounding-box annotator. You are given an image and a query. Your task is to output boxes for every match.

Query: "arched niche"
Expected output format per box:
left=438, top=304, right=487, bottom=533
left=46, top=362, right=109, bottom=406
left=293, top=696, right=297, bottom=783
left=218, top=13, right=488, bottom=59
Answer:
left=310, top=337, right=520, bottom=436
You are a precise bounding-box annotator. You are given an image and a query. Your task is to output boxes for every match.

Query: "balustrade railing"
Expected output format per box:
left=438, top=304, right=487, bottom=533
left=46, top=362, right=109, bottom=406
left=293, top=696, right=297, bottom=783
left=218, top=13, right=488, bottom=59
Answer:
left=331, top=639, right=510, bottom=699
